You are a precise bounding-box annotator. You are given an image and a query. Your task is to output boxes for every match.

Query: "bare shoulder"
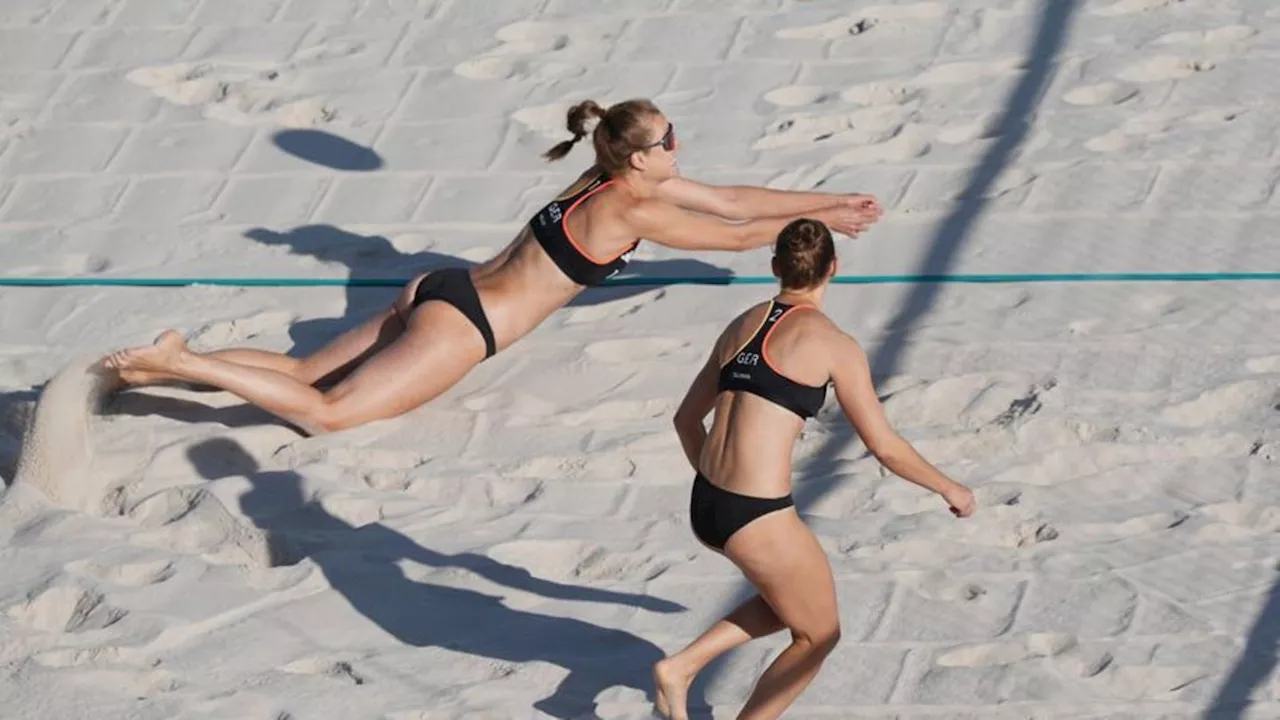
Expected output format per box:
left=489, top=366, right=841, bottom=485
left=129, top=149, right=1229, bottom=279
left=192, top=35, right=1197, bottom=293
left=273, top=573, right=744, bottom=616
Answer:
left=790, top=305, right=843, bottom=338
left=710, top=301, right=768, bottom=358
left=790, top=309, right=862, bottom=366
left=620, top=194, right=667, bottom=221
left=551, top=164, right=606, bottom=200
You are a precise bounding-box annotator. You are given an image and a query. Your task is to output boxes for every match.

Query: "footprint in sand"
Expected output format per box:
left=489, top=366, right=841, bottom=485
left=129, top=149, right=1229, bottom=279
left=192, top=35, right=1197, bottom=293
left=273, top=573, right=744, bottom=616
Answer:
left=1160, top=379, right=1279, bottom=428
left=1091, top=664, right=1210, bottom=701
left=991, top=378, right=1058, bottom=429
left=904, top=572, right=993, bottom=604
left=274, top=444, right=429, bottom=473
left=753, top=107, right=910, bottom=151
left=317, top=493, right=384, bottom=527
left=815, top=126, right=933, bottom=169
left=961, top=517, right=1060, bottom=549
left=935, top=114, right=1005, bottom=145
left=762, top=85, right=833, bottom=108
left=504, top=453, right=636, bottom=481
left=776, top=2, right=945, bottom=39
left=836, top=57, right=1016, bottom=109
left=66, top=558, right=177, bottom=587
left=281, top=655, right=367, bottom=685
left=32, top=645, right=131, bottom=668
left=273, top=444, right=429, bottom=493
left=187, top=311, right=297, bottom=348
left=461, top=390, right=559, bottom=419
left=558, top=399, right=672, bottom=428
left=1055, top=650, right=1116, bottom=678
left=1199, top=502, right=1280, bottom=533
left=127, top=487, right=297, bottom=567
left=841, top=82, right=924, bottom=107
left=454, top=20, right=615, bottom=81
left=29, top=657, right=180, bottom=696
left=1057, top=510, right=1190, bottom=544
left=936, top=632, right=1076, bottom=667
left=1132, top=293, right=1186, bottom=317
left=1152, top=25, right=1257, bottom=46
left=881, top=373, right=1054, bottom=430
left=1116, top=55, right=1215, bottom=83
left=127, top=62, right=337, bottom=128
left=126, top=485, right=210, bottom=527
left=7, top=582, right=127, bottom=634
left=487, top=538, right=682, bottom=583
left=583, top=337, right=688, bottom=364
left=63, top=253, right=113, bottom=274
left=915, top=59, right=1026, bottom=87
left=5, top=253, right=113, bottom=280
left=1085, top=107, right=1236, bottom=153
left=1064, top=81, right=1140, bottom=107
left=1248, top=440, right=1279, bottom=463
left=1090, top=0, right=1188, bottom=16
left=564, top=288, right=665, bottom=325
left=512, top=101, right=576, bottom=138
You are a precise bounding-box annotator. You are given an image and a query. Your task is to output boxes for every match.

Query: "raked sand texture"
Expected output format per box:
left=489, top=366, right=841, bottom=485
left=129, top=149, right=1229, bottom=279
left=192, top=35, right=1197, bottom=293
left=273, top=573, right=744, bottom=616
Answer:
left=2, top=0, right=1280, bottom=718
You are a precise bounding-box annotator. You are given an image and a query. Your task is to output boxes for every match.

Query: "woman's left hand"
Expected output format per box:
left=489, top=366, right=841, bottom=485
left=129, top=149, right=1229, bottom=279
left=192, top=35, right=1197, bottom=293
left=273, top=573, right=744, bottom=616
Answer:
left=842, top=193, right=882, bottom=221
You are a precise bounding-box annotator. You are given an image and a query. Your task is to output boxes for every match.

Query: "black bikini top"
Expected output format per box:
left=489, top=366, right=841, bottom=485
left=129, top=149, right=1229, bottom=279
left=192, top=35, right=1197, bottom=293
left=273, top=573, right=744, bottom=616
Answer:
left=529, top=173, right=639, bottom=287
left=717, top=300, right=828, bottom=419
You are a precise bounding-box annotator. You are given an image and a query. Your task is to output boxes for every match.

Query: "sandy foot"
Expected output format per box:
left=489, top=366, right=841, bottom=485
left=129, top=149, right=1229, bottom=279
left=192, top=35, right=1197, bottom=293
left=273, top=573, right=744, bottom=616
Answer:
left=653, top=658, right=691, bottom=720
left=101, top=331, right=190, bottom=387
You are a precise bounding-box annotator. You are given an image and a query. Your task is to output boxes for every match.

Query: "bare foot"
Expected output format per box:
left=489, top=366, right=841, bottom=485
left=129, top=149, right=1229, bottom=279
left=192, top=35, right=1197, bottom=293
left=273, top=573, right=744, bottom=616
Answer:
left=653, top=658, right=692, bottom=720
left=100, top=330, right=190, bottom=387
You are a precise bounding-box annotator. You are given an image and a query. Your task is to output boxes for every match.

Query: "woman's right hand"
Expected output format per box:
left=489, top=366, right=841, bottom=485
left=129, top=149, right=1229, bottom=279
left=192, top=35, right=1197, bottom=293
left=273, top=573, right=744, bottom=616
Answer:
left=942, top=483, right=977, bottom=518
left=815, top=203, right=879, bottom=237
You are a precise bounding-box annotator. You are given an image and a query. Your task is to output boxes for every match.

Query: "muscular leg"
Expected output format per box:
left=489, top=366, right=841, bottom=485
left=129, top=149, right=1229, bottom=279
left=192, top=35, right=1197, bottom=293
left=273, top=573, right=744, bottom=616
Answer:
left=103, top=298, right=485, bottom=435
left=726, top=510, right=839, bottom=720
left=654, top=509, right=838, bottom=720
left=110, top=276, right=425, bottom=389
left=210, top=305, right=404, bottom=388
left=654, top=594, right=785, bottom=720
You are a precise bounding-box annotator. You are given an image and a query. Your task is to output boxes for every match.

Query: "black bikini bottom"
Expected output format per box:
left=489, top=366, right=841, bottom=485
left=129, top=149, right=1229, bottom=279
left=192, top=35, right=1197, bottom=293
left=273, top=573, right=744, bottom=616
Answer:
left=689, top=472, right=794, bottom=551
left=411, top=267, right=496, bottom=359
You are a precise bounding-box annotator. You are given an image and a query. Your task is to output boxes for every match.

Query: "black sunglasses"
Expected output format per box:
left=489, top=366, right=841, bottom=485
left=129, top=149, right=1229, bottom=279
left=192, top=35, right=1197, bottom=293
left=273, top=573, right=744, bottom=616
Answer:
left=639, top=122, right=675, bottom=152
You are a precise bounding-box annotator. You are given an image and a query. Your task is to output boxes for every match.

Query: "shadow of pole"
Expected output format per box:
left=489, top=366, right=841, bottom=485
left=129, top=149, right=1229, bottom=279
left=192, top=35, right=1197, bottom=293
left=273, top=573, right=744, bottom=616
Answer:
left=690, top=0, right=1081, bottom=702
left=1203, top=578, right=1280, bottom=718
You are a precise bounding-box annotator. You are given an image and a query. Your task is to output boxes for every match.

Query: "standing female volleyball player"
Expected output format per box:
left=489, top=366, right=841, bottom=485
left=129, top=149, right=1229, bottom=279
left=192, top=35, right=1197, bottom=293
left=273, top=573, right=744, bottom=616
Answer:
left=653, top=218, right=976, bottom=720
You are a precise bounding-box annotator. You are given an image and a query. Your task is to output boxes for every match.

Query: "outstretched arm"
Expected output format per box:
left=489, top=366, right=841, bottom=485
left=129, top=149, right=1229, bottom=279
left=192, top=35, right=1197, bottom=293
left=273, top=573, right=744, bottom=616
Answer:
left=625, top=196, right=872, bottom=253
left=829, top=331, right=976, bottom=517
left=654, top=176, right=881, bottom=223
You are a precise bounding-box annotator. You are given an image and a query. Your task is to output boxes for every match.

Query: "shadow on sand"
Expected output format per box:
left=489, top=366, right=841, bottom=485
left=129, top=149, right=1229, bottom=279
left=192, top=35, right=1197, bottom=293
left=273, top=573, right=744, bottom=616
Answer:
left=241, top=223, right=734, bottom=358
left=187, top=436, right=684, bottom=718
left=691, top=0, right=1084, bottom=706
left=1202, top=578, right=1280, bottom=718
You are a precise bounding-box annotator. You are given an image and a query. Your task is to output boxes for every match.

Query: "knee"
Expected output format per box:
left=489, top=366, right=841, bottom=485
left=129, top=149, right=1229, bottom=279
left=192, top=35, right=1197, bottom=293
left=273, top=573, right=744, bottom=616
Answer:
left=303, top=397, right=357, bottom=435
left=793, top=622, right=841, bottom=656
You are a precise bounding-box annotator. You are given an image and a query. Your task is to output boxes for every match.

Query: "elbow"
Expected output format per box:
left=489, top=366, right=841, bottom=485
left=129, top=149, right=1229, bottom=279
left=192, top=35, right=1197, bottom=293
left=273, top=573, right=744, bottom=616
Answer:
left=725, top=204, right=750, bottom=224
left=728, top=224, right=761, bottom=251
left=673, top=404, right=705, bottom=435
left=719, top=189, right=749, bottom=222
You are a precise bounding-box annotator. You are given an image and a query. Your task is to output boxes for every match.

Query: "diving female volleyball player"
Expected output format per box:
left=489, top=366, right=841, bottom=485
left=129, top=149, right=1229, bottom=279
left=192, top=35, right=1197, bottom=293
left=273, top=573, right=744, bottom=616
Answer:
left=100, top=99, right=882, bottom=435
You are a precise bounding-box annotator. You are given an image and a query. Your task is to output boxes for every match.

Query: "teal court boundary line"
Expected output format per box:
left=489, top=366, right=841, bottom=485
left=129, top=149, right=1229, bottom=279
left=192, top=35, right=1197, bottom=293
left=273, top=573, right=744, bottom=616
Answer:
left=1, top=272, right=1280, bottom=287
